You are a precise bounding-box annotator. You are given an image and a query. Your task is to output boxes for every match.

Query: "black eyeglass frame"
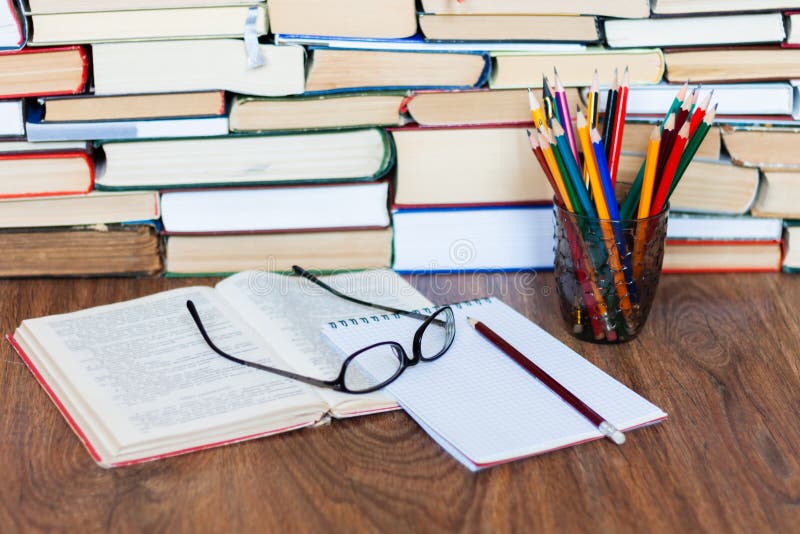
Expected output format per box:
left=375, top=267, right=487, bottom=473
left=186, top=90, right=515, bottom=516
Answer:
left=185, top=266, right=456, bottom=394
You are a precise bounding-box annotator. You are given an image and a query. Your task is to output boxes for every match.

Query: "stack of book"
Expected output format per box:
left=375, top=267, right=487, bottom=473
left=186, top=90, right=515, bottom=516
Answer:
left=1, top=0, right=798, bottom=276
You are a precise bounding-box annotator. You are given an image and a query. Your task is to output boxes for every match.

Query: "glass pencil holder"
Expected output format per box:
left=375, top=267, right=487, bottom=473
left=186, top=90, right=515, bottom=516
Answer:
left=553, top=203, right=668, bottom=344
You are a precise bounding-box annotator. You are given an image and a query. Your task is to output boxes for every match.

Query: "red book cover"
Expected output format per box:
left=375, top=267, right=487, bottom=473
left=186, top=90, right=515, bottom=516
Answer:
left=1, top=0, right=24, bottom=50
left=0, top=151, right=94, bottom=199
left=782, top=11, right=800, bottom=48
left=0, top=45, right=89, bottom=98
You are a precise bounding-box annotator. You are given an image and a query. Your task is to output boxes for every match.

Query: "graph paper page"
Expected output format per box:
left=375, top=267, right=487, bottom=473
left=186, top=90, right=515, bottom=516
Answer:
left=323, top=297, right=666, bottom=468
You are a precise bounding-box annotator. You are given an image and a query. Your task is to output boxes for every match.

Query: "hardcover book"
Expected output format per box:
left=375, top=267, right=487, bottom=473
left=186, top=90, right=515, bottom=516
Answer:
left=0, top=0, right=24, bottom=50
left=304, top=47, right=490, bottom=94
left=229, top=93, right=406, bottom=132
left=96, top=128, right=394, bottom=190
left=489, top=48, right=664, bottom=89
left=92, top=40, right=305, bottom=97
left=268, top=0, right=417, bottom=39
left=0, top=46, right=88, bottom=98
left=418, top=0, right=650, bottom=18
left=25, top=4, right=268, bottom=45
left=0, top=151, right=93, bottom=199
left=165, top=228, right=393, bottom=276
left=604, top=13, right=785, bottom=48
left=160, top=182, right=391, bottom=234
left=391, top=126, right=550, bottom=208
left=0, top=223, right=162, bottom=277
left=392, top=206, right=554, bottom=273
left=0, top=191, right=159, bottom=229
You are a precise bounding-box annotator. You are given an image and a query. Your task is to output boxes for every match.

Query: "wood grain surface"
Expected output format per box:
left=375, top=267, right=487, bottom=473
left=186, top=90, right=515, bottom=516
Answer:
left=1, top=273, right=798, bottom=532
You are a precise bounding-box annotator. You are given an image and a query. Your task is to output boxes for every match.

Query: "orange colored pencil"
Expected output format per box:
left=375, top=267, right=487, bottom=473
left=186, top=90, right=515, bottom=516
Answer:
left=638, top=126, right=661, bottom=219
left=633, top=126, right=661, bottom=279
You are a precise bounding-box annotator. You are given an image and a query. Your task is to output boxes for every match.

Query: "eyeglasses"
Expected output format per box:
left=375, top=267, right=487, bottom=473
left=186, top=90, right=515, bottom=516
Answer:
left=186, top=266, right=456, bottom=394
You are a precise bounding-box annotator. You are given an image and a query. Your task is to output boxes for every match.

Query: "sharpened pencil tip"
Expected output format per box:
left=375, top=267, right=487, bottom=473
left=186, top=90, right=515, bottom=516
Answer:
left=466, top=317, right=478, bottom=327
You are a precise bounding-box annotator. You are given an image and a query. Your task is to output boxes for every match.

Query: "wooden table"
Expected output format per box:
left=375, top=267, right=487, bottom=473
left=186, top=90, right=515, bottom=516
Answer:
left=1, top=273, right=798, bottom=532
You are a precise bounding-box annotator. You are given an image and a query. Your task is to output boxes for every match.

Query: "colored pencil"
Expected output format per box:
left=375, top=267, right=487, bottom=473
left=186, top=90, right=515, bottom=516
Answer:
left=590, top=129, right=620, bottom=219
left=527, top=88, right=548, bottom=132
left=532, top=127, right=610, bottom=340
left=608, top=67, right=629, bottom=186
left=653, top=112, right=676, bottom=191
left=688, top=85, right=700, bottom=114
left=668, top=104, right=717, bottom=201
left=589, top=69, right=600, bottom=130
left=553, top=119, right=595, bottom=218
left=554, top=68, right=579, bottom=164
left=602, top=69, right=619, bottom=159
left=583, top=70, right=600, bottom=188
left=527, top=130, right=563, bottom=206
left=673, top=92, right=692, bottom=134
left=619, top=82, right=688, bottom=220
left=576, top=108, right=607, bottom=214
left=633, top=126, right=662, bottom=280
left=542, top=74, right=558, bottom=124
left=467, top=317, right=625, bottom=444
left=591, top=127, right=640, bottom=311
left=637, top=126, right=661, bottom=220
left=530, top=126, right=614, bottom=340
left=544, top=127, right=581, bottom=213
left=689, top=90, right=713, bottom=137
left=650, top=121, right=690, bottom=216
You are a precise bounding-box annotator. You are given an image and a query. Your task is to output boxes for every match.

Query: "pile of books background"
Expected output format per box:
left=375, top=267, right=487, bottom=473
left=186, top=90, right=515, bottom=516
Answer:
left=1, top=0, right=799, bottom=277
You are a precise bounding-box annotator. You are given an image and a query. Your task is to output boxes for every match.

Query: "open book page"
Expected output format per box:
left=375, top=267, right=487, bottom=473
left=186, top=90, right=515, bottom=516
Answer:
left=324, top=297, right=667, bottom=468
left=214, top=270, right=433, bottom=417
left=14, top=286, right=328, bottom=465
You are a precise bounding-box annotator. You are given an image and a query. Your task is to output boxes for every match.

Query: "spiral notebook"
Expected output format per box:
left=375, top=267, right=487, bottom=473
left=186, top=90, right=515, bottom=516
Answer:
left=323, top=297, right=667, bottom=470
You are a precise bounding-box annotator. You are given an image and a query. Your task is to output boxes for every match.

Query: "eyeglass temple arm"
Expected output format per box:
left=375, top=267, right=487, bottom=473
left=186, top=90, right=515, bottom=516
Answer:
left=186, top=300, right=337, bottom=389
left=292, top=265, right=432, bottom=322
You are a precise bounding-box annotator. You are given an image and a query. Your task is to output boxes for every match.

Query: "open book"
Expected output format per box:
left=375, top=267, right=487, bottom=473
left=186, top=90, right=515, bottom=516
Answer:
left=8, top=270, right=432, bottom=468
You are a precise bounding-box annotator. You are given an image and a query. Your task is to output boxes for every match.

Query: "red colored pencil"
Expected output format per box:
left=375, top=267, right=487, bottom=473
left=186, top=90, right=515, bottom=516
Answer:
left=467, top=317, right=625, bottom=445
left=608, top=67, right=629, bottom=186
left=651, top=121, right=690, bottom=215
left=673, top=91, right=692, bottom=133
left=654, top=112, right=676, bottom=190
left=689, top=90, right=713, bottom=137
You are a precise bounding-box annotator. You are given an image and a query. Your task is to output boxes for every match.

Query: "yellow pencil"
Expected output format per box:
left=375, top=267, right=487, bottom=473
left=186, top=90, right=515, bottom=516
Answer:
left=527, top=88, right=548, bottom=133
left=633, top=126, right=662, bottom=279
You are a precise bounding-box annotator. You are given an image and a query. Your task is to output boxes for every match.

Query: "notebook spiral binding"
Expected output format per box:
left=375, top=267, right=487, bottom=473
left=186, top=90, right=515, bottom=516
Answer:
left=326, top=297, right=493, bottom=329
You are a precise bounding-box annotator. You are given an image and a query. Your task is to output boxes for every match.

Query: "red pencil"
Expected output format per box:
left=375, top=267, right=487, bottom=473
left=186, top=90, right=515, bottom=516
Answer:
left=467, top=317, right=625, bottom=445
left=689, top=90, right=713, bottom=137
left=654, top=112, right=676, bottom=190
left=651, top=121, right=690, bottom=215
left=608, top=67, right=629, bottom=186
left=673, top=91, right=692, bottom=133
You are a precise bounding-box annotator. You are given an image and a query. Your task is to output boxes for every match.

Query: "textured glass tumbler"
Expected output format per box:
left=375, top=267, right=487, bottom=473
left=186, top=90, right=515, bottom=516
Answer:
left=553, top=204, right=668, bottom=343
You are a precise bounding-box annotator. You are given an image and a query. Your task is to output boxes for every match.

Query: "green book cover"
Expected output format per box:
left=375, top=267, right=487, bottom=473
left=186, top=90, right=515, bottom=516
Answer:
left=94, top=127, right=395, bottom=191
